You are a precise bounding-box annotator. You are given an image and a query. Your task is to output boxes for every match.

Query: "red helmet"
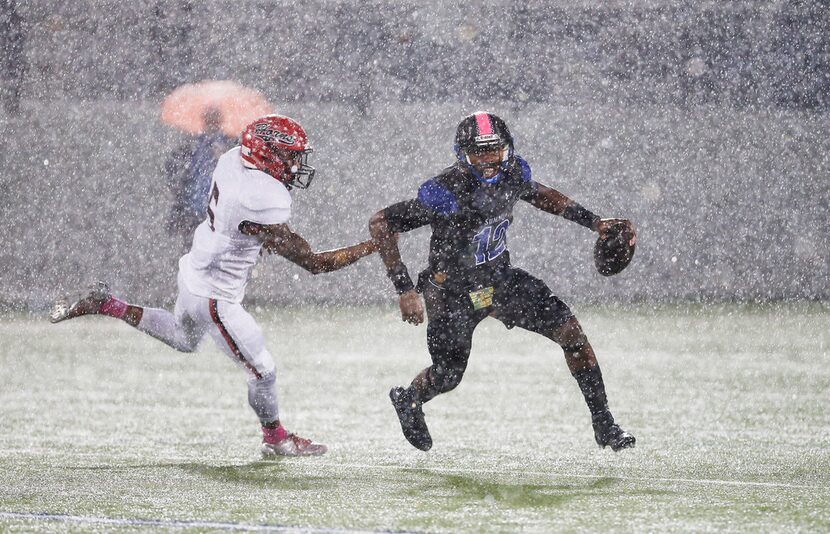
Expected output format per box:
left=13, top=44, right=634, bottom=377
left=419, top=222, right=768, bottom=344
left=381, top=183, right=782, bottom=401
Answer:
left=240, top=114, right=316, bottom=189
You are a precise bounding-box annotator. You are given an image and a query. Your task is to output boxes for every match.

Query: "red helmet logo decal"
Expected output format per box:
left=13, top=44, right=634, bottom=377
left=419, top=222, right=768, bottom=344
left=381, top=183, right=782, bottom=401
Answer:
left=253, top=123, right=296, bottom=146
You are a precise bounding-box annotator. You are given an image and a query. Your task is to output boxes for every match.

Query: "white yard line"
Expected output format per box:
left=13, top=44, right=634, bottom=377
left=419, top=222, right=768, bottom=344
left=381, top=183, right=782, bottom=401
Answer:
left=0, top=512, right=415, bottom=533
left=1, top=453, right=823, bottom=491
left=0, top=462, right=823, bottom=530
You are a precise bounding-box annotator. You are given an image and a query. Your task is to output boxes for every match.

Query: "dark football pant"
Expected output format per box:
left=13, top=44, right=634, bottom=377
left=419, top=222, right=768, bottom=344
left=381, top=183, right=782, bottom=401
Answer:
left=419, top=268, right=573, bottom=401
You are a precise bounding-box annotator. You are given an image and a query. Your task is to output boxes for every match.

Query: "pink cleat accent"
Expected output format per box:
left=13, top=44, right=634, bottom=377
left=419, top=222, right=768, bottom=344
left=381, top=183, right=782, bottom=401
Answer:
left=261, top=425, right=327, bottom=457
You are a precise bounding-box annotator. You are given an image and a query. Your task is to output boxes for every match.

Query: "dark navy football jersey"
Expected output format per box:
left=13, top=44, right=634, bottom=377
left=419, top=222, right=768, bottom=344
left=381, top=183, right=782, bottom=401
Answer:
left=383, top=155, right=538, bottom=289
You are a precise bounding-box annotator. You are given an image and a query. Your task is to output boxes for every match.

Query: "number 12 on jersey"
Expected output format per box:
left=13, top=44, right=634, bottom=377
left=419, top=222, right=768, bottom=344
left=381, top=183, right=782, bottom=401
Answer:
left=472, top=219, right=509, bottom=265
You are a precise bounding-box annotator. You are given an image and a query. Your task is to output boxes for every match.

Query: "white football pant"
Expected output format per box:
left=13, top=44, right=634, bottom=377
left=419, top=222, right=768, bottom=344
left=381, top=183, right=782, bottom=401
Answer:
left=134, top=270, right=279, bottom=424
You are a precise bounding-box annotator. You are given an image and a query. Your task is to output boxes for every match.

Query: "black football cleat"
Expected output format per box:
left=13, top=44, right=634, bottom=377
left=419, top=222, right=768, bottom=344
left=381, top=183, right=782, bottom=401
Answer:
left=592, top=412, right=636, bottom=451
left=389, top=386, right=432, bottom=451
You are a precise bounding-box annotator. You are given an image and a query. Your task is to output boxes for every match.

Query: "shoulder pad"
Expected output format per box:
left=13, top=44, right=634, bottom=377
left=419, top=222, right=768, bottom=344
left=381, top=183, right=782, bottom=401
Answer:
left=417, top=178, right=459, bottom=216
left=240, top=177, right=292, bottom=212
left=238, top=175, right=292, bottom=225
left=514, top=155, right=532, bottom=183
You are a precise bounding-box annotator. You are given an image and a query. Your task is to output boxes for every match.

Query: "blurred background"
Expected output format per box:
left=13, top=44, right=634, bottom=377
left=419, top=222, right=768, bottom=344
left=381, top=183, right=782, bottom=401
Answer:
left=0, top=0, right=828, bottom=310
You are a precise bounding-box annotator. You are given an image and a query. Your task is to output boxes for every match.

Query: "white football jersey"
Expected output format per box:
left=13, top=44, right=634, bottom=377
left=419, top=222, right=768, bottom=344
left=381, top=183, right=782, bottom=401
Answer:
left=179, top=147, right=292, bottom=302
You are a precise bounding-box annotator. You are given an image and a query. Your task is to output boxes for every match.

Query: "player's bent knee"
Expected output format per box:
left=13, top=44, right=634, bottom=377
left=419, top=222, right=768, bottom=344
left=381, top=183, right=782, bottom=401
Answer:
left=173, top=341, right=199, bottom=353
left=550, top=317, right=588, bottom=352
left=431, top=365, right=465, bottom=393
left=167, top=335, right=200, bottom=353
left=515, top=294, right=575, bottom=338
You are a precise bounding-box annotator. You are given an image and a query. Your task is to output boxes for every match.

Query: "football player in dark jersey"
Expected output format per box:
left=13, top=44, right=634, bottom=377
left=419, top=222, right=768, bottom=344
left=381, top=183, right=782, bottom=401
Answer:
left=369, top=111, right=636, bottom=452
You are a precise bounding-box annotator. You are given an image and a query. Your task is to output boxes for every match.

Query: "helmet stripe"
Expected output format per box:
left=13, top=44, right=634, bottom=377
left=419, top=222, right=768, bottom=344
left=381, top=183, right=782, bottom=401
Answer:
left=474, top=112, right=493, bottom=135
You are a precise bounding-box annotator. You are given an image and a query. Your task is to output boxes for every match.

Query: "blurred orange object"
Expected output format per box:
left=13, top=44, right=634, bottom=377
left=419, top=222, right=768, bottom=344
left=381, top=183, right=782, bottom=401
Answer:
left=160, top=80, right=274, bottom=137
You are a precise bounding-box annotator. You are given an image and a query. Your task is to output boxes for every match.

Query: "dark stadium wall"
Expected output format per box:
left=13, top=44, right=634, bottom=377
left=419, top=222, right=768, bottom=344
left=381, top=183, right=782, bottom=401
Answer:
left=1, top=1, right=827, bottom=308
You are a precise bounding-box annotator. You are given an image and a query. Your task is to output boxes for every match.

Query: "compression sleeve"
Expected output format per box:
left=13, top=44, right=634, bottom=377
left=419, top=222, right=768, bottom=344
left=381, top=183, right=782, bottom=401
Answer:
left=383, top=199, right=432, bottom=233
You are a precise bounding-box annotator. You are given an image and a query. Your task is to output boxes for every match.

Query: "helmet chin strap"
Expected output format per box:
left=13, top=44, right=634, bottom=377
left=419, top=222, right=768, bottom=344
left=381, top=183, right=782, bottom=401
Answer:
left=473, top=168, right=503, bottom=184
left=455, top=144, right=513, bottom=184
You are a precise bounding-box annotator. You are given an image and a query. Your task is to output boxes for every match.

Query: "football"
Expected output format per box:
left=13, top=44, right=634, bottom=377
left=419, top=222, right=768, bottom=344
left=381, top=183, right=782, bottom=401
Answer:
left=594, top=221, right=636, bottom=276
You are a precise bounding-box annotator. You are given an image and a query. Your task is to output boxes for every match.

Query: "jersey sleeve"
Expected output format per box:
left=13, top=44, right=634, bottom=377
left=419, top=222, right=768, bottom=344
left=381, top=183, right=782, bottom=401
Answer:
left=238, top=179, right=292, bottom=225
left=383, top=177, right=463, bottom=232
left=383, top=199, right=432, bottom=233
left=418, top=178, right=460, bottom=215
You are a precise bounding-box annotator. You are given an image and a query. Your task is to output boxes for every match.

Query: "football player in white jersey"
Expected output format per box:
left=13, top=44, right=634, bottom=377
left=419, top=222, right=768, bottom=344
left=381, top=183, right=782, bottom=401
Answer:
left=50, top=115, right=378, bottom=458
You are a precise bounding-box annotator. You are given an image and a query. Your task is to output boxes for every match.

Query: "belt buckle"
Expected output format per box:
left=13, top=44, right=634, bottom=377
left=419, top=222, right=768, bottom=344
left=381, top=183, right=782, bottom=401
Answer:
left=468, top=286, right=494, bottom=310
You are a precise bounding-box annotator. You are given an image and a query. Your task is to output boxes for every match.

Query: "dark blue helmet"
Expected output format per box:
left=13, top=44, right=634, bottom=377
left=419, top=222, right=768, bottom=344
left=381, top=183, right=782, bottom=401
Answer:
left=454, top=111, right=514, bottom=184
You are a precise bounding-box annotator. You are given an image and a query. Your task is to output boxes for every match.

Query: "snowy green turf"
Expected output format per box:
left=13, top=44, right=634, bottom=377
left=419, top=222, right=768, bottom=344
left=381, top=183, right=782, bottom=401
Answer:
left=1, top=302, right=828, bottom=532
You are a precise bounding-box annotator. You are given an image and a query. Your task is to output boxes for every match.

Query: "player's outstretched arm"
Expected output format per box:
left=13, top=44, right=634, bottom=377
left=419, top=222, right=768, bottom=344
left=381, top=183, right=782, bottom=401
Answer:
left=369, top=210, right=424, bottom=325
left=527, top=183, right=600, bottom=230
left=528, top=183, right=636, bottom=240
left=241, top=221, right=378, bottom=274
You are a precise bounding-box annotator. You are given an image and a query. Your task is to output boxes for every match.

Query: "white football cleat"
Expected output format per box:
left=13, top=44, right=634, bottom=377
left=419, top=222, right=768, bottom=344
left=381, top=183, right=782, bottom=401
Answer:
left=49, top=281, right=111, bottom=323
left=261, top=432, right=327, bottom=458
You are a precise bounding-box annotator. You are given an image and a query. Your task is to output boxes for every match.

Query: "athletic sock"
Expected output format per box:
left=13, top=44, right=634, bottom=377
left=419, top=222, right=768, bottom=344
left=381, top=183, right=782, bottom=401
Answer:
left=572, top=365, right=610, bottom=418
left=99, top=296, right=128, bottom=319
left=262, top=424, right=287, bottom=444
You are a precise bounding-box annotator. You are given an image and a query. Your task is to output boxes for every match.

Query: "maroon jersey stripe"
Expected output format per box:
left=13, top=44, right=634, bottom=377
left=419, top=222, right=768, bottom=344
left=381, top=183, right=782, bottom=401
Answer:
left=208, top=299, right=262, bottom=379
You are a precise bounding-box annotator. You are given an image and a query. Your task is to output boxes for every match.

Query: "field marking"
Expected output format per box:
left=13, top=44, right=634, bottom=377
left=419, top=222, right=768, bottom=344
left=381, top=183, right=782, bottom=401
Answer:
left=2, top=453, right=822, bottom=491
left=0, top=512, right=417, bottom=533
left=1, top=452, right=823, bottom=491
left=324, top=462, right=825, bottom=491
